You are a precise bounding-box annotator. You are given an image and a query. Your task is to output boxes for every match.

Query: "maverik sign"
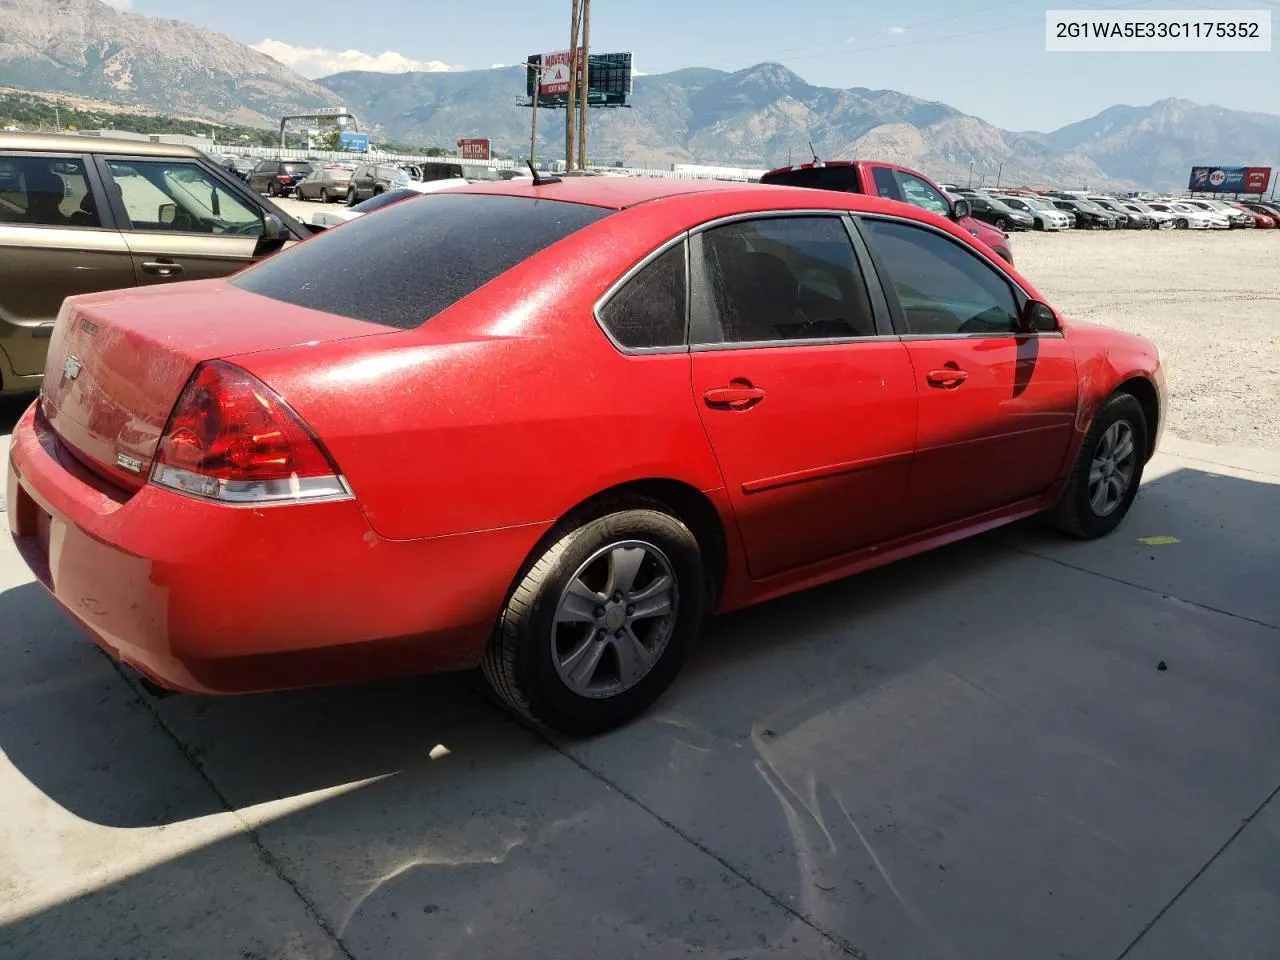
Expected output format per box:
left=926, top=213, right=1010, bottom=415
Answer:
left=1188, top=166, right=1272, bottom=194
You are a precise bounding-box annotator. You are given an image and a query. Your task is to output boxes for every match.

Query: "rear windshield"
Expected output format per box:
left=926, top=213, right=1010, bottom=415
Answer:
left=232, top=193, right=611, bottom=329
left=282, top=163, right=312, bottom=174
left=760, top=167, right=860, bottom=192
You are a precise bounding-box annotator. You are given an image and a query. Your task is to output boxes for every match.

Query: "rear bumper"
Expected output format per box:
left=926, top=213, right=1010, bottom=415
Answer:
left=8, top=403, right=547, bottom=694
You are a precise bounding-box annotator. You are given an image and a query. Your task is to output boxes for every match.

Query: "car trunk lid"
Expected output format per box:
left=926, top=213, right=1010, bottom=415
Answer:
left=40, top=279, right=392, bottom=492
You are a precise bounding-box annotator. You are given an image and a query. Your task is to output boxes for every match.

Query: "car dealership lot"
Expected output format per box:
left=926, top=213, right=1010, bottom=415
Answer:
left=2, top=230, right=1278, bottom=959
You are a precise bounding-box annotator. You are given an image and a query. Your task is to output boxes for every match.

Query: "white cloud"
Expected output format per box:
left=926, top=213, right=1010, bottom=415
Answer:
left=251, top=39, right=456, bottom=79
left=491, top=63, right=508, bottom=69
left=886, top=26, right=907, bottom=34
left=100, top=0, right=132, bottom=9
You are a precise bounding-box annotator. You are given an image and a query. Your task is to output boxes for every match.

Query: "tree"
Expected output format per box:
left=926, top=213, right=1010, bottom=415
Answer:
left=318, top=128, right=342, bottom=151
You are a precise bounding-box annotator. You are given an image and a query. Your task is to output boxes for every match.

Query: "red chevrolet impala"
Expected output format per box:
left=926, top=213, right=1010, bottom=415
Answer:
left=8, top=177, right=1165, bottom=733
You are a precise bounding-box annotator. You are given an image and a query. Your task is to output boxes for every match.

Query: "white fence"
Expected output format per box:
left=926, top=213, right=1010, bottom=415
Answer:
left=216, top=143, right=767, bottom=183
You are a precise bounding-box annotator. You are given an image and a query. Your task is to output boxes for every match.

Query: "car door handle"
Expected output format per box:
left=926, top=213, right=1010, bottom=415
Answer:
left=926, top=368, right=969, bottom=387
left=704, top=382, right=766, bottom=410
left=141, top=260, right=183, bottom=277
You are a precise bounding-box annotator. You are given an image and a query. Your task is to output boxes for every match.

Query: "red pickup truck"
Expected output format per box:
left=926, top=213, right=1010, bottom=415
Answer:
left=759, top=160, right=1013, bottom=264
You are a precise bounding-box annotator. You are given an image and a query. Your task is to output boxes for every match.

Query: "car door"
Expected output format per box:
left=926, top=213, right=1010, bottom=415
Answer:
left=0, top=151, right=135, bottom=381
left=857, top=215, right=1077, bottom=531
left=248, top=160, right=272, bottom=194
left=688, top=213, right=918, bottom=580
left=96, top=156, right=269, bottom=284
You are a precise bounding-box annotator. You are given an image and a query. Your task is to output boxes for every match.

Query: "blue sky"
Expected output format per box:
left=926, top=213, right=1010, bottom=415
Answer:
left=120, top=0, right=1277, bottom=131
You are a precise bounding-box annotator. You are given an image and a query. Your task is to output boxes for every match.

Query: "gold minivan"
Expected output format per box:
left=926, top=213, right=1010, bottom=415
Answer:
left=0, top=133, right=311, bottom=395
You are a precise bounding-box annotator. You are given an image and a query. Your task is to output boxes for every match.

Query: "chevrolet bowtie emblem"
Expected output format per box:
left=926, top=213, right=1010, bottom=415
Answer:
left=63, top=354, right=83, bottom=380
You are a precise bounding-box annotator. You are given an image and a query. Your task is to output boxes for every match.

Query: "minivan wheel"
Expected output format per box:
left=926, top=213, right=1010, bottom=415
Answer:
left=1050, top=393, right=1147, bottom=539
left=482, top=504, right=704, bottom=735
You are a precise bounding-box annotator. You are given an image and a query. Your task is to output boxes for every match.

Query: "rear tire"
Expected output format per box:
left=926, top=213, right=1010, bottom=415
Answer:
left=1050, top=393, right=1147, bottom=539
left=482, top=502, right=704, bottom=735
left=346, top=188, right=357, bottom=206
left=319, top=188, right=329, bottom=203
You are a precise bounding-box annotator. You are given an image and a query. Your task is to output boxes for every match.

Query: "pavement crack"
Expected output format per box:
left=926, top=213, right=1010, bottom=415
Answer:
left=1005, top=544, right=1279, bottom=632
left=1114, top=780, right=1280, bottom=959
left=107, top=658, right=360, bottom=960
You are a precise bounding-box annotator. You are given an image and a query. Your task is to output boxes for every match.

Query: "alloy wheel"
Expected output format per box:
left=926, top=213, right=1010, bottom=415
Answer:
left=1088, top=420, right=1137, bottom=517
left=551, top=540, right=678, bottom=699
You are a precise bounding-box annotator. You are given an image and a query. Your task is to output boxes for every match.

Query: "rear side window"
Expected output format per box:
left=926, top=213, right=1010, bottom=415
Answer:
left=598, top=243, right=686, bottom=349
left=760, top=167, right=860, bottom=192
left=232, top=193, right=611, bottom=329
left=0, top=155, right=99, bottom=228
left=871, top=167, right=901, bottom=200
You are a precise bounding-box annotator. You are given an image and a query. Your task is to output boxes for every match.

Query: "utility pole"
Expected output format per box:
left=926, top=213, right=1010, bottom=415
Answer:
left=996, top=162, right=1004, bottom=189
left=566, top=0, right=581, bottom=170
left=577, top=0, right=591, bottom=170
left=528, top=60, right=541, bottom=166
left=967, top=159, right=974, bottom=189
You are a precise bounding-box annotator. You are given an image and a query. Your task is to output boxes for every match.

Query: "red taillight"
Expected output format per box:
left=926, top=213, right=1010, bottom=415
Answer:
left=151, top=361, right=349, bottom=504
left=276, top=174, right=292, bottom=182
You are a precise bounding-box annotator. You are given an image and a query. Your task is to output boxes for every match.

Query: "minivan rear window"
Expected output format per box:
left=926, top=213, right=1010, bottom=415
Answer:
left=231, top=193, right=611, bottom=329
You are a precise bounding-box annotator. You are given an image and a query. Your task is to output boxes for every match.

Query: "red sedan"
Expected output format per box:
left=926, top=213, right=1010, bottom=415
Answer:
left=8, top=177, right=1166, bottom=733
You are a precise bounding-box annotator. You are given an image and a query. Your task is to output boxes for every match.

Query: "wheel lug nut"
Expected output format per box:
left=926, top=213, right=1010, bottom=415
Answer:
left=612, top=591, right=623, bottom=602
left=614, top=630, right=624, bottom=639
left=597, top=629, right=607, bottom=639
left=626, top=605, right=635, bottom=616
left=594, top=607, right=604, bottom=618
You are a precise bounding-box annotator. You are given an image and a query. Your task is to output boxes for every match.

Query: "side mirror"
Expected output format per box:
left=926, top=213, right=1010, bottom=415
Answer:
left=158, top=202, right=177, bottom=226
left=1020, top=299, right=1059, bottom=333
left=262, top=213, right=283, bottom=241
left=951, top=197, right=971, bottom=220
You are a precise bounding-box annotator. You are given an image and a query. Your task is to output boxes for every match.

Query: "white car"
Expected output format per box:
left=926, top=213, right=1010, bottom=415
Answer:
left=1180, top=198, right=1254, bottom=228
left=1120, top=200, right=1176, bottom=229
left=310, top=180, right=470, bottom=228
left=993, top=195, right=1073, bottom=231
left=1146, top=201, right=1228, bottom=230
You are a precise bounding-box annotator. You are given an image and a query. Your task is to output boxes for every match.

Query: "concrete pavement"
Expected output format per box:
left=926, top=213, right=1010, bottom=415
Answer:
left=2, top=399, right=1278, bottom=959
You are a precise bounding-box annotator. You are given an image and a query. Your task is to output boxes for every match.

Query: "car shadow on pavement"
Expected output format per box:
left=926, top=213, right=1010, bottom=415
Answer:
left=1, top=464, right=1278, bottom=959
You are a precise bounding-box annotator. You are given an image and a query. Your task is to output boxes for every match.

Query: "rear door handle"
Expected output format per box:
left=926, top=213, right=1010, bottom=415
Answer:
left=141, top=260, right=183, bottom=277
left=704, top=381, right=766, bottom=410
left=926, top=368, right=969, bottom=387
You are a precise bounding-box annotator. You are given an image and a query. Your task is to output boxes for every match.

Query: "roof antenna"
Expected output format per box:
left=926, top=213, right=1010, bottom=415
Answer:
left=527, top=159, right=561, bottom=185
left=809, top=140, right=820, bottom=163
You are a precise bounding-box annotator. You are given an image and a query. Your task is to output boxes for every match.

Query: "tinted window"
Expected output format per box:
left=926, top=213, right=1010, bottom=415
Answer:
left=863, top=218, right=1019, bottom=336
left=760, top=166, right=860, bottom=193
left=0, top=155, right=99, bottom=228
left=351, top=187, right=420, bottom=213
left=897, top=172, right=950, bottom=217
left=690, top=216, right=876, bottom=344
left=599, top=243, right=686, bottom=349
left=871, top=167, right=901, bottom=200
left=233, top=194, right=611, bottom=329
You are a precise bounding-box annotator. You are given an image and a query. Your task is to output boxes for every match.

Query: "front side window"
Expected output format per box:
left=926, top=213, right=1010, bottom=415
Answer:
left=598, top=243, right=686, bottom=349
left=897, top=173, right=951, bottom=217
left=105, top=159, right=263, bottom=236
left=862, top=218, right=1020, bottom=336
left=233, top=194, right=611, bottom=330
left=0, top=155, right=99, bottom=228
left=690, top=216, right=876, bottom=344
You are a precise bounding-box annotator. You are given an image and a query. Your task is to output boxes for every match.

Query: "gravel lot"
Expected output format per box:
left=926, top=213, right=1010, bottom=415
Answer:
left=1011, top=229, right=1280, bottom=449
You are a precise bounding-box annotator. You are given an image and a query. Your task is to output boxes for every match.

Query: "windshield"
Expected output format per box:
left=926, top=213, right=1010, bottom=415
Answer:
left=1022, top=197, right=1056, bottom=210
left=282, top=163, right=312, bottom=175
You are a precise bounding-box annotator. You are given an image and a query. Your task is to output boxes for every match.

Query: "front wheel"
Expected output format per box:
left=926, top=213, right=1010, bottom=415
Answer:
left=1050, top=393, right=1147, bottom=539
left=346, top=188, right=358, bottom=206
left=1176, top=218, right=1189, bottom=230
left=995, top=217, right=1008, bottom=231
left=482, top=503, right=704, bottom=734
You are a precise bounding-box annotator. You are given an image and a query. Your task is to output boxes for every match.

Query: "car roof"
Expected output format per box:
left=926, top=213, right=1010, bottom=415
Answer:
left=0, top=131, right=202, bottom=158
left=762, top=160, right=866, bottom=176
left=452, top=175, right=761, bottom=210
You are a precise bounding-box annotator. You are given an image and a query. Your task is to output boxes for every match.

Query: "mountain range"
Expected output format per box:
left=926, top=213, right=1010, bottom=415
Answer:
left=3, top=0, right=1278, bottom=191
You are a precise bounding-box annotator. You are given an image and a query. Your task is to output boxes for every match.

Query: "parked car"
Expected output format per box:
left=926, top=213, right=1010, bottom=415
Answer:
left=1089, top=196, right=1153, bottom=229
left=346, top=162, right=413, bottom=204
left=956, top=192, right=1035, bottom=232
left=0, top=132, right=311, bottom=396
left=221, top=156, right=257, bottom=181
left=295, top=164, right=355, bottom=202
left=1238, top=201, right=1280, bottom=226
left=1048, top=197, right=1119, bottom=229
left=1118, top=199, right=1176, bottom=229
left=247, top=159, right=313, bottom=197
left=759, top=160, right=1014, bottom=263
left=1180, top=198, right=1253, bottom=228
left=8, top=177, right=1165, bottom=733
left=991, top=195, right=1073, bottom=231
left=399, top=160, right=465, bottom=182
left=1145, top=201, right=1227, bottom=230
left=1224, top=201, right=1275, bottom=229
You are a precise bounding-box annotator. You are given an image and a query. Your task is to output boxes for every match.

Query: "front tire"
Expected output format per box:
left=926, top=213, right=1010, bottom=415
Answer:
left=346, top=188, right=358, bottom=207
left=482, top=503, right=704, bottom=735
left=1176, top=218, right=1189, bottom=230
left=1050, top=393, right=1147, bottom=539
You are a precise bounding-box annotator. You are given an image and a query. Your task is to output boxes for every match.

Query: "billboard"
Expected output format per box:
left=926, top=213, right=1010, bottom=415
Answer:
left=526, top=52, right=633, bottom=108
left=339, top=131, right=369, bottom=152
left=457, top=138, right=491, bottom=160
left=1188, top=165, right=1272, bottom=194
